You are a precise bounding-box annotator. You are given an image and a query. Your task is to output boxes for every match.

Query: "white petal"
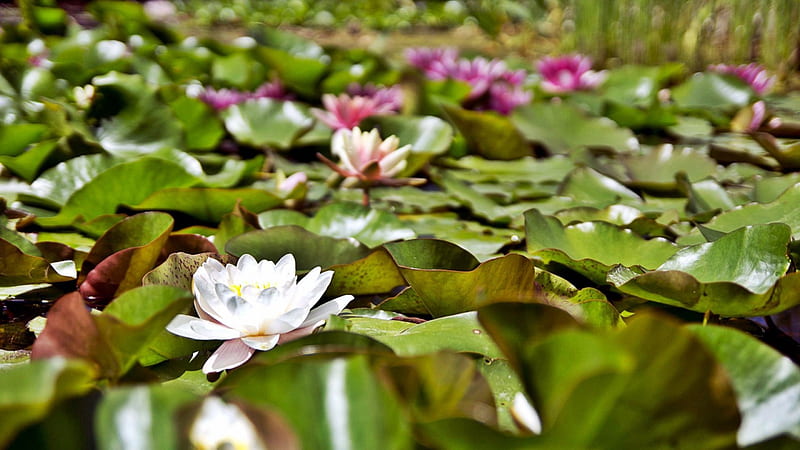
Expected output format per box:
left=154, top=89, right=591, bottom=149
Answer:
left=293, top=269, right=333, bottom=310
left=263, top=307, right=309, bottom=334
left=274, top=253, right=296, bottom=282
left=236, top=254, right=259, bottom=279
left=511, top=393, right=542, bottom=434
left=167, top=315, right=242, bottom=340
left=241, top=334, right=280, bottom=351
left=203, top=339, right=255, bottom=374
left=299, top=295, right=353, bottom=328
left=193, top=276, right=229, bottom=324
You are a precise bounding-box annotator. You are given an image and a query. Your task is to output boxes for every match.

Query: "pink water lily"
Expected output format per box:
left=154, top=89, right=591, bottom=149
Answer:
left=317, top=127, right=412, bottom=188
left=197, top=80, right=292, bottom=111
left=537, top=54, right=607, bottom=93
left=709, top=63, right=775, bottom=95
left=166, top=254, right=353, bottom=374
left=406, top=47, right=530, bottom=114
left=313, top=85, right=403, bottom=130
left=405, top=47, right=459, bottom=79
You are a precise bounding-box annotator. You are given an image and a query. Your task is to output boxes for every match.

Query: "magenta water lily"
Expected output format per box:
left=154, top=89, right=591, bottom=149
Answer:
left=537, top=54, right=607, bottom=93
left=709, top=63, right=775, bottom=95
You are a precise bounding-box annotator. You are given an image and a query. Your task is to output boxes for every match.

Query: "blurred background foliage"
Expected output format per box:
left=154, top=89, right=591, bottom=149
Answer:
left=6, top=0, right=800, bottom=77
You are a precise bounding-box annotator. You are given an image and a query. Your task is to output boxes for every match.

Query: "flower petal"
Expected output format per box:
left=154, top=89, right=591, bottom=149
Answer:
left=277, top=325, right=318, bottom=344
left=167, top=315, right=242, bottom=340
left=263, top=307, right=310, bottom=334
left=241, top=334, right=280, bottom=351
left=203, top=339, right=255, bottom=374
left=299, top=295, right=354, bottom=328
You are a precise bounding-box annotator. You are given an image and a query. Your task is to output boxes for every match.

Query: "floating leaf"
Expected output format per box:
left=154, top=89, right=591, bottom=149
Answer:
left=512, top=103, right=638, bottom=154
left=0, top=358, right=94, bottom=448
left=443, top=105, right=531, bottom=160
left=479, top=304, right=739, bottom=448
left=259, top=202, right=415, bottom=248
left=133, top=188, right=283, bottom=223
left=223, top=99, right=314, bottom=149
left=346, top=312, right=502, bottom=358
left=222, top=355, right=413, bottom=450
left=525, top=209, right=678, bottom=284
left=79, top=212, right=173, bottom=300
left=37, top=158, right=198, bottom=227
left=226, top=226, right=371, bottom=271
left=611, top=224, right=800, bottom=316
left=689, top=325, right=800, bottom=446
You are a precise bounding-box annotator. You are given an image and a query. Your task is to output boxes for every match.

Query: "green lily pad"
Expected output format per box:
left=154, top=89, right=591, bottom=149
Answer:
left=225, top=226, right=371, bottom=271
left=621, top=144, right=718, bottom=192
left=558, top=166, right=642, bottom=207
left=388, top=252, right=540, bottom=318
left=672, top=72, right=753, bottom=110
left=169, top=96, right=225, bottom=151
left=27, top=154, right=122, bottom=208
left=689, top=324, right=800, bottom=446
left=682, top=183, right=800, bottom=242
left=37, top=157, right=198, bottom=228
left=525, top=209, right=678, bottom=284
left=133, top=188, right=283, bottom=223
left=346, top=311, right=502, bottom=358
left=443, top=155, right=574, bottom=184
left=79, top=212, right=174, bottom=299
left=223, top=99, right=314, bottom=149
left=258, top=202, right=415, bottom=248
left=610, top=224, right=800, bottom=316
left=436, top=171, right=512, bottom=224
left=0, top=358, right=94, bottom=448
left=512, top=103, right=638, bottom=155
left=0, top=238, right=75, bottom=286
left=327, top=248, right=406, bottom=296
left=222, top=355, right=413, bottom=450
left=478, top=304, right=740, bottom=448
left=443, top=105, right=531, bottom=160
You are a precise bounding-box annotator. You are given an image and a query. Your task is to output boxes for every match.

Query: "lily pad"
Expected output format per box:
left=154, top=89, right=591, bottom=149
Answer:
left=223, top=99, right=314, bottom=150
left=479, top=304, right=740, bottom=448
left=689, top=324, right=800, bottom=446
left=37, top=157, right=198, bottom=228
left=225, top=226, right=371, bottom=271
left=525, top=209, right=678, bottom=284
left=443, top=105, right=531, bottom=160
left=512, top=103, right=638, bottom=155
left=610, top=224, right=800, bottom=316
left=258, top=202, right=415, bottom=248
left=0, top=358, right=94, bottom=448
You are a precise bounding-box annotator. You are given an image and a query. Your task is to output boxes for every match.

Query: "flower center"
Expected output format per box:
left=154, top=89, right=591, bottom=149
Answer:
left=229, top=282, right=273, bottom=297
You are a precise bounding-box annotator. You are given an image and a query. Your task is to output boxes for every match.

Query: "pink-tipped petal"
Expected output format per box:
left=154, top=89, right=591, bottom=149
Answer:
left=203, top=339, right=256, bottom=374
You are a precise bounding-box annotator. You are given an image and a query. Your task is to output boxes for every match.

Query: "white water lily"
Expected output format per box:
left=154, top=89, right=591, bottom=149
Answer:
left=189, top=396, right=264, bottom=450
left=167, top=254, right=353, bottom=373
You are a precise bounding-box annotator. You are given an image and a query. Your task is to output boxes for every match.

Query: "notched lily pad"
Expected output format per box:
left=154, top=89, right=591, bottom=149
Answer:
left=525, top=209, right=678, bottom=284
left=610, top=224, right=799, bottom=316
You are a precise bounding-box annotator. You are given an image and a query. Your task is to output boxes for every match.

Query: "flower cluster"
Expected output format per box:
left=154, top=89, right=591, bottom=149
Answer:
left=197, top=80, right=293, bottom=110
left=166, top=254, right=353, bottom=373
left=708, top=63, right=775, bottom=95
left=312, top=83, right=404, bottom=130
left=406, top=47, right=531, bottom=115
left=536, top=54, right=607, bottom=94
